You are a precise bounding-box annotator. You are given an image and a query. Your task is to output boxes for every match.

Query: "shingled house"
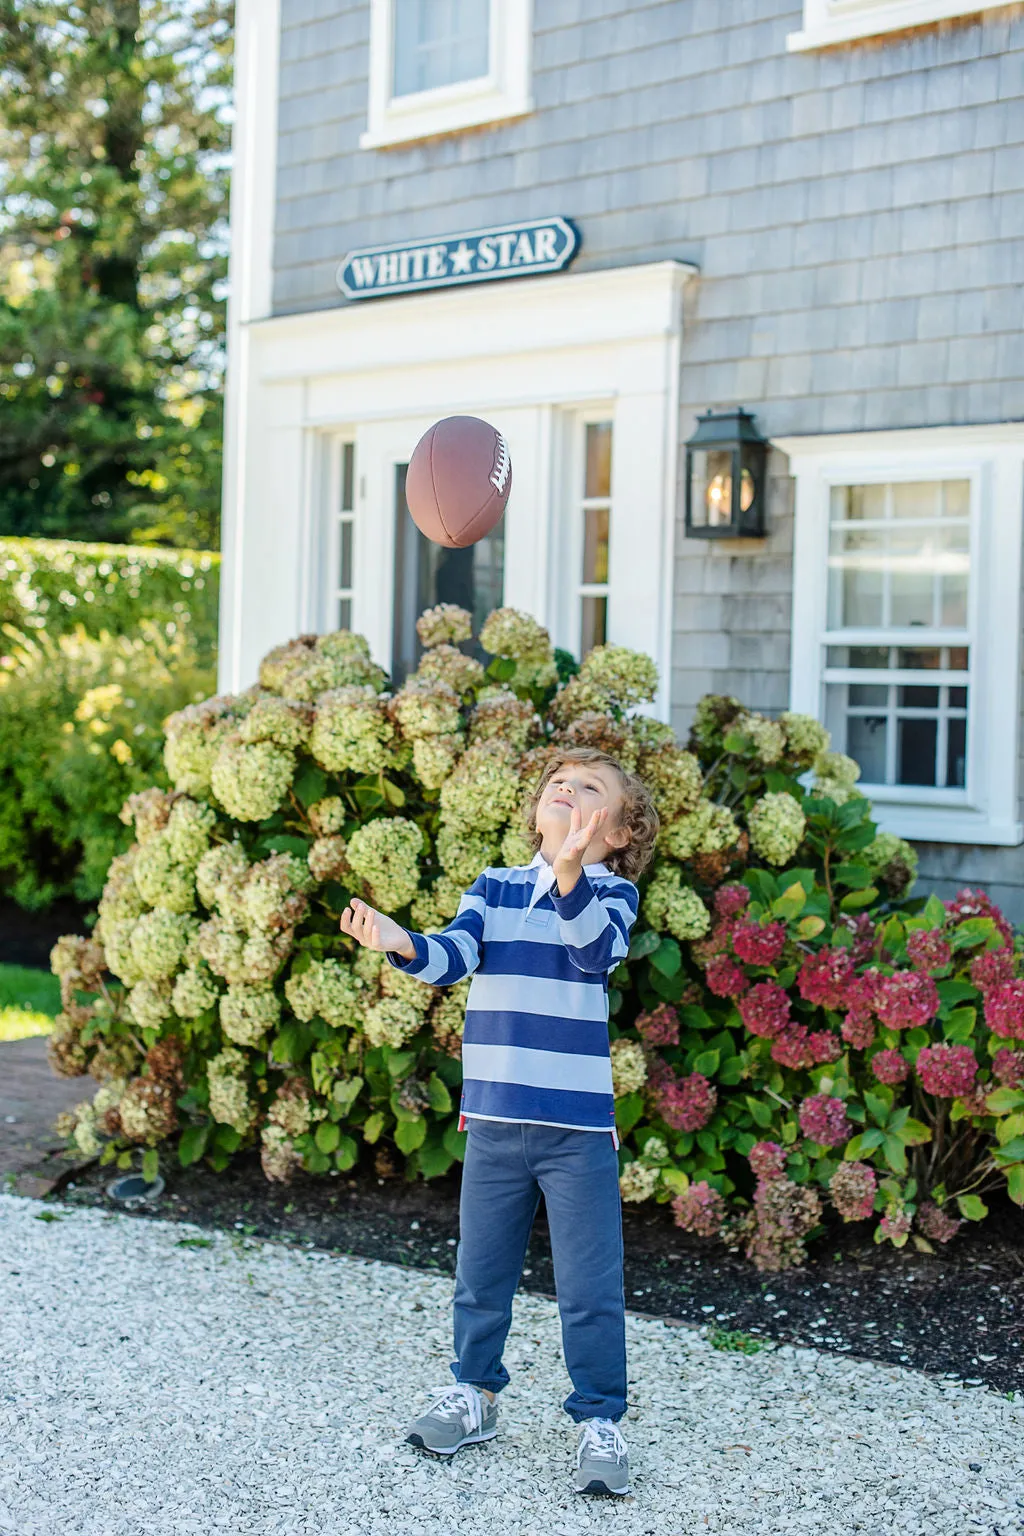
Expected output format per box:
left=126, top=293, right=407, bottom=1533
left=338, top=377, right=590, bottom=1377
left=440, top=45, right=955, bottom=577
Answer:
left=220, top=0, right=1024, bottom=912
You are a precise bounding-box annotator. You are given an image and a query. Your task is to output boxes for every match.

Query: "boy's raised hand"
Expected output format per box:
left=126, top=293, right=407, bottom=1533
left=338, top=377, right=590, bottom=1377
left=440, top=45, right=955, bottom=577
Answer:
left=553, top=803, right=608, bottom=892
left=340, top=898, right=416, bottom=959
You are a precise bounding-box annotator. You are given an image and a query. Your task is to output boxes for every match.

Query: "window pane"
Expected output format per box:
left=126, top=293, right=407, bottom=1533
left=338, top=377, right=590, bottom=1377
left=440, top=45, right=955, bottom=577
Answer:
left=949, top=686, right=967, bottom=708
left=583, top=505, right=609, bottom=585
left=337, top=597, right=352, bottom=630
left=947, top=717, right=967, bottom=787
left=847, top=714, right=887, bottom=783
left=339, top=519, right=353, bottom=590
left=898, top=717, right=938, bottom=786
left=830, top=527, right=884, bottom=627
left=899, top=685, right=939, bottom=708
left=942, top=480, right=971, bottom=518
left=889, top=528, right=936, bottom=626
left=850, top=684, right=887, bottom=706
left=831, top=483, right=885, bottom=522
left=581, top=595, right=607, bottom=655
left=891, top=481, right=941, bottom=519
left=585, top=422, right=612, bottom=500
left=898, top=648, right=941, bottom=670
left=393, top=0, right=489, bottom=96
left=342, top=442, right=355, bottom=511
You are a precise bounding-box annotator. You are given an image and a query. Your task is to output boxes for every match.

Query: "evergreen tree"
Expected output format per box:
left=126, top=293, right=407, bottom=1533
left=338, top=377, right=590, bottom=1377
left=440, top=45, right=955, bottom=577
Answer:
left=0, top=0, right=231, bottom=547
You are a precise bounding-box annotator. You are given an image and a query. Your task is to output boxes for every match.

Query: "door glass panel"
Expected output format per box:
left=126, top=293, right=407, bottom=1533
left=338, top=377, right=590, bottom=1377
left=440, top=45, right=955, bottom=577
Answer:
left=391, top=462, right=504, bottom=686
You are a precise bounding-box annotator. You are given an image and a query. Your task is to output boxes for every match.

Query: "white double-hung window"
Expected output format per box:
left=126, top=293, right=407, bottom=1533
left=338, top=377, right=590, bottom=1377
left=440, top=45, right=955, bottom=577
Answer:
left=788, top=0, right=1008, bottom=51
left=783, top=427, right=1024, bottom=845
left=361, top=0, right=533, bottom=149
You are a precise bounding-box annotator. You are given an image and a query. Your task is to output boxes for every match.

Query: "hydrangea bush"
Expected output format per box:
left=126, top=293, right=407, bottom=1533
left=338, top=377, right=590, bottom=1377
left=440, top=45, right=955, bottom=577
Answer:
left=49, top=609, right=1024, bottom=1269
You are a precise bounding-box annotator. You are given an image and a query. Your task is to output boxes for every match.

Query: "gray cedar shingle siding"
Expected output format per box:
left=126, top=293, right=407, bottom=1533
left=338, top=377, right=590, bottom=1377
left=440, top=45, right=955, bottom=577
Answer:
left=271, top=0, right=1024, bottom=912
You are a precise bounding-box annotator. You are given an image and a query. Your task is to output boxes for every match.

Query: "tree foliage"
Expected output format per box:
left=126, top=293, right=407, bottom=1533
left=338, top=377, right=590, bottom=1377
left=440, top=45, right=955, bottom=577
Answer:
left=0, top=0, right=231, bottom=546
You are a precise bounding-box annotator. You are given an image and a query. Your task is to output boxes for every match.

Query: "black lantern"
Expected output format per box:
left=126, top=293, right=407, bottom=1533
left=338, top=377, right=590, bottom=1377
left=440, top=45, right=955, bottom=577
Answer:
left=684, top=407, right=768, bottom=539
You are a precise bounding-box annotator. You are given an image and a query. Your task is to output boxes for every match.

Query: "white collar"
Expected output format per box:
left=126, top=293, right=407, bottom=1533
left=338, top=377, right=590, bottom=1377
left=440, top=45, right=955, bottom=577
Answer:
left=524, top=849, right=610, bottom=913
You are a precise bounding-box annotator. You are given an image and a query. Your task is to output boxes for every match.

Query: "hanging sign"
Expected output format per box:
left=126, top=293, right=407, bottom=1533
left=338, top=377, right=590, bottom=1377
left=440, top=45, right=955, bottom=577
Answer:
left=337, top=216, right=579, bottom=300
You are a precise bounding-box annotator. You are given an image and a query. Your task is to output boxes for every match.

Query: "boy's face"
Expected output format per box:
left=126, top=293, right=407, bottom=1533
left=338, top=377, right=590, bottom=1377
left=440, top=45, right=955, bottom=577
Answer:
left=535, top=759, right=631, bottom=864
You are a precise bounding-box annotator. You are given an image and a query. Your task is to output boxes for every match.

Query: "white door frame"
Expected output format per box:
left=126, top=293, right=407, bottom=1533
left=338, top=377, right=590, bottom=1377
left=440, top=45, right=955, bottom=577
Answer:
left=219, top=260, right=696, bottom=721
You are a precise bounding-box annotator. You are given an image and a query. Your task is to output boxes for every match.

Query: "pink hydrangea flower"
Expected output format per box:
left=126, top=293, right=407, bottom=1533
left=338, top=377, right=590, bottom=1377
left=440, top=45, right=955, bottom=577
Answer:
left=738, top=981, right=791, bottom=1040
left=714, top=883, right=750, bottom=918
left=797, top=948, right=855, bottom=1010
left=945, top=888, right=1015, bottom=949
left=771, top=1024, right=815, bottom=1069
left=829, top=1161, right=877, bottom=1222
left=671, top=1180, right=726, bottom=1238
left=905, top=929, right=952, bottom=973
left=871, top=1048, right=911, bottom=1085
left=654, top=1071, right=717, bottom=1133
left=690, top=918, right=740, bottom=966
left=984, top=980, right=1024, bottom=1040
left=732, top=921, right=787, bottom=967
left=635, top=1003, right=680, bottom=1048
left=879, top=1207, right=911, bottom=1242
left=874, top=971, right=939, bottom=1031
left=798, top=1093, right=853, bottom=1147
left=808, top=1029, right=843, bottom=1064
left=840, top=1011, right=877, bottom=1050
left=705, top=954, right=750, bottom=998
left=992, top=1047, right=1024, bottom=1088
left=916, top=1201, right=962, bottom=1244
left=749, top=1141, right=787, bottom=1180
left=837, top=912, right=877, bottom=964
left=915, top=1043, right=978, bottom=1099
left=843, top=969, right=882, bottom=1024
left=970, top=949, right=1014, bottom=992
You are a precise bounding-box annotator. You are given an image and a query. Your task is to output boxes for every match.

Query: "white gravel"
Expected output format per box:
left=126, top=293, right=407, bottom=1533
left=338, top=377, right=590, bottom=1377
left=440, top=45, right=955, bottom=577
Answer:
left=1, top=1193, right=1022, bottom=1536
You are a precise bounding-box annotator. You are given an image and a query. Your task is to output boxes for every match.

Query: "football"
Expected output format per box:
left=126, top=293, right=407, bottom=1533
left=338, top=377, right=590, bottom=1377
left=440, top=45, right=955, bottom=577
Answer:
left=405, top=415, right=512, bottom=549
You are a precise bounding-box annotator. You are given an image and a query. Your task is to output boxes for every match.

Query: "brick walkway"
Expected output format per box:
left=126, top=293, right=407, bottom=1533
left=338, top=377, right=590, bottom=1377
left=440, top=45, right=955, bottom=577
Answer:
left=0, top=1037, right=91, bottom=1196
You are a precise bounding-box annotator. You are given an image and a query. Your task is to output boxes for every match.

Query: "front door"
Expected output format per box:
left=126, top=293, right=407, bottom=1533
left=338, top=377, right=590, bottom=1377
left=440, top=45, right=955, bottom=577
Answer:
left=355, top=415, right=507, bottom=685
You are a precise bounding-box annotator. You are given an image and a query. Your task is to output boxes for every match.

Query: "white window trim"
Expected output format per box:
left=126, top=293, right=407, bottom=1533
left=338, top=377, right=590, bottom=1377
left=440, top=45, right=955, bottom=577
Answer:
left=778, top=425, right=1024, bottom=846
left=788, top=0, right=1006, bottom=51
left=361, top=0, right=533, bottom=150
left=558, top=408, right=614, bottom=661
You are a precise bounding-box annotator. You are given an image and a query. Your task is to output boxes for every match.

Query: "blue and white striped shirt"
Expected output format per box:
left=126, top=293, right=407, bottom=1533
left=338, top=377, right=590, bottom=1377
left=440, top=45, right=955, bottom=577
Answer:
left=386, top=850, right=639, bottom=1148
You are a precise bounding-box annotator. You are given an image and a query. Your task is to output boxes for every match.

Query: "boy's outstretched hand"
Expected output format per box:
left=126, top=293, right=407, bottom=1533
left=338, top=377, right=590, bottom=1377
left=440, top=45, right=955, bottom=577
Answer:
left=340, top=898, right=416, bottom=960
left=553, top=804, right=608, bottom=895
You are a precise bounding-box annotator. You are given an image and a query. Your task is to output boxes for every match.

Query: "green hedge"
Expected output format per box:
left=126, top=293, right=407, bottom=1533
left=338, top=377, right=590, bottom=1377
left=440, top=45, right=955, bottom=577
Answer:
left=0, top=538, right=220, bottom=666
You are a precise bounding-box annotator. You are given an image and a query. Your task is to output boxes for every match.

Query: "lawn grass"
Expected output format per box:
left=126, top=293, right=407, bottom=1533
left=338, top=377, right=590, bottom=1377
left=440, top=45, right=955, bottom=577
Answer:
left=0, top=963, right=61, bottom=1042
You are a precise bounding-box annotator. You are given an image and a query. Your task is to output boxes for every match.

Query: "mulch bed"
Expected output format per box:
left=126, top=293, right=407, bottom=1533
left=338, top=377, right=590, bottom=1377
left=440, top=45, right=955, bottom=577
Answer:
left=51, top=1148, right=1024, bottom=1395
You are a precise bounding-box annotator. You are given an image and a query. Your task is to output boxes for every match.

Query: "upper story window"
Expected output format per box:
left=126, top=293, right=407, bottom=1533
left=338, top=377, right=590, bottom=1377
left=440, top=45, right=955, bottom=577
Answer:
left=362, top=0, right=533, bottom=151
left=788, top=0, right=1007, bottom=51
left=784, top=428, right=1024, bottom=847
left=392, top=0, right=489, bottom=97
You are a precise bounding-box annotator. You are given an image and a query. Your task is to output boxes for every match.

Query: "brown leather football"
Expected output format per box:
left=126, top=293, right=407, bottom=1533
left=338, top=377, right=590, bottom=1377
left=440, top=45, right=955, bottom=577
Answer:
left=405, top=415, right=512, bottom=549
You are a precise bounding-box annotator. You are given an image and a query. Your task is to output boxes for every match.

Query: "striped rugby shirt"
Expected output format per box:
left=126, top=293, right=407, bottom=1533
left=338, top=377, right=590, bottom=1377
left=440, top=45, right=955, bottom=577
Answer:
left=386, top=850, right=639, bottom=1149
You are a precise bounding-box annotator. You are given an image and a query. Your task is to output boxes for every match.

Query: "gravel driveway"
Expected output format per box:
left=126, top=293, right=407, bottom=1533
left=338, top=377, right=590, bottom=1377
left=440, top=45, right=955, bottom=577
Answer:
left=2, top=1193, right=1022, bottom=1536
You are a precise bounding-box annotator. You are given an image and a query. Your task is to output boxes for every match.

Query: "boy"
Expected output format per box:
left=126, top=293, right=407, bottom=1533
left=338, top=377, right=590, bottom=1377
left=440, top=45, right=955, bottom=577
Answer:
left=340, top=746, right=659, bottom=1496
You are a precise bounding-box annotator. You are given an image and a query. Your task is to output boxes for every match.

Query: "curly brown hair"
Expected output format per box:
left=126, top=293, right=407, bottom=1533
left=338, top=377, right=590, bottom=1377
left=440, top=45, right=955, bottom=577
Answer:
left=522, top=745, right=660, bottom=885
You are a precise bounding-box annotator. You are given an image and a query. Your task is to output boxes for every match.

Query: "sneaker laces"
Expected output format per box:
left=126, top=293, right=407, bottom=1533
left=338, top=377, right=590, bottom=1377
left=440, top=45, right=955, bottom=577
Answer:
left=577, top=1417, right=626, bottom=1465
left=427, top=1384, right=484, bottom=1435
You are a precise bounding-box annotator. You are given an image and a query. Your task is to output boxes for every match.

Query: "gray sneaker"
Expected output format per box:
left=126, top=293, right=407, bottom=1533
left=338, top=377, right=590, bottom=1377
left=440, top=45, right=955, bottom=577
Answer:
left=405, top=1383, right=498, bottom=1456
left=573, top=1417, right=629, bottom=1495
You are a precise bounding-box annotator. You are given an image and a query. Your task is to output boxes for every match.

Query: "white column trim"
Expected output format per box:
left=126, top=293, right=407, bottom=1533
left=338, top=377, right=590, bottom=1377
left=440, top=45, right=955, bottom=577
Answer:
left=219, top=0, right=281, bottom=694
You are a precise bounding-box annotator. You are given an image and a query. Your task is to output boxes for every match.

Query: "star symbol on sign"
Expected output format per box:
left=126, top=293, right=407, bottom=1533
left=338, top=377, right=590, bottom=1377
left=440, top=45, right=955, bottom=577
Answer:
left=449, top=241, right=475, bottom=275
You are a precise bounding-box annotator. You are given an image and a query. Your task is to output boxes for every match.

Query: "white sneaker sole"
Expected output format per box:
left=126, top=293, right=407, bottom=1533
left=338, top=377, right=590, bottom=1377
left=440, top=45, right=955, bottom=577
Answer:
left=574, top=1474, right=630, bottom=1496
left=406, top=1425, right=498, bottom=1455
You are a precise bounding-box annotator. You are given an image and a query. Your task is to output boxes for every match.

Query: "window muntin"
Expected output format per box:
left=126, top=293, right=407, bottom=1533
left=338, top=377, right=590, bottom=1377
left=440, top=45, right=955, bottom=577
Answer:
left=393, top=0, right=490, bottom=98
left=579, top=421, right=612, bottom=656
left=822, top=478, right=972, bottom=794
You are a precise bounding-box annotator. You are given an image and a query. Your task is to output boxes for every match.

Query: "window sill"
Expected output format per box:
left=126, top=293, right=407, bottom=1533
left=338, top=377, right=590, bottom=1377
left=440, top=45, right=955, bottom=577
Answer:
left=868, top=800, right=1023, bottom=847
left=786, top=0, right=1003, bottom=51
left=360, top=83, right=533, bottom=149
